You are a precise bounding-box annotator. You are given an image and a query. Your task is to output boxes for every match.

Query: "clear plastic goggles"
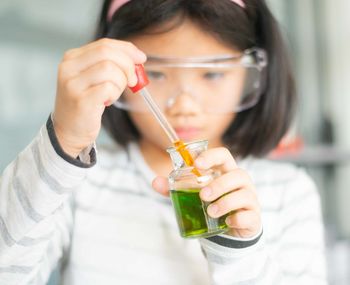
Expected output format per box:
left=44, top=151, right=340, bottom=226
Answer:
left=114, top=48, right=267, bottom=113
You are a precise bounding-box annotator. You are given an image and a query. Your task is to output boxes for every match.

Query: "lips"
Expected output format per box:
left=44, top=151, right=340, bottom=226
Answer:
left=174, top=127, right=201, bottom=140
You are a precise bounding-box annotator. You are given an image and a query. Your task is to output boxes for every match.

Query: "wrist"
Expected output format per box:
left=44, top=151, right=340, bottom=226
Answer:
left=46, top=115, right=96, bottom=168
left=54, top=131, right=83, bottom=158
left=51, top=115, right=85, bottom=158
left=227, top=226, right=261, bottom=239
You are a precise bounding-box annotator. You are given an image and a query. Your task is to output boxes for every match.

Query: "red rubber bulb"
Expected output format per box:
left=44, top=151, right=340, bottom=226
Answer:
left=129, top=64, right=150, bottom=93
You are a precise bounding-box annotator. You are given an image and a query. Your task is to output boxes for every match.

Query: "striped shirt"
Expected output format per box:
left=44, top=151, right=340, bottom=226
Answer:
left=0, top=118, right=328, bottom=285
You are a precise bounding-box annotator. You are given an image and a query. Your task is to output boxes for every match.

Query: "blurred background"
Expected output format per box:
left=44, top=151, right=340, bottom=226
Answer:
left=0, top=0, right=349, bottom=284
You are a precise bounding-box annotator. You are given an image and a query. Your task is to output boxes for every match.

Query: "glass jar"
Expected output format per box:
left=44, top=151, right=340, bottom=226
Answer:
left=167, top=140, right=229, bottom=238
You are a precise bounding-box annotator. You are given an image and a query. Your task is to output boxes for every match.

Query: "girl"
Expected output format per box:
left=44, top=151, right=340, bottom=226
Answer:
left=0, top=0, right=327, bottom=284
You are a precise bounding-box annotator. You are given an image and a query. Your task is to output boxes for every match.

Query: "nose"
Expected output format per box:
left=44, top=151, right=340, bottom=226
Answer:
left=165, top=88, right=202, bottom=117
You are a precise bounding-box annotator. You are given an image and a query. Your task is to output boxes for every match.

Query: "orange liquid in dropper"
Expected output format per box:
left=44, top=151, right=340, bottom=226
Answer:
left=174, top=140, right=201, bottom=177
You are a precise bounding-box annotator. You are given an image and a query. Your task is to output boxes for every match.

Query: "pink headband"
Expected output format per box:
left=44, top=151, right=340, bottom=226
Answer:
left=108, top=0, right=246, bottom=22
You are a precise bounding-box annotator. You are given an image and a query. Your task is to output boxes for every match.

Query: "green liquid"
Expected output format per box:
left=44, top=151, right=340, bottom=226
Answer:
left=170, top=188, right=228, bottom=238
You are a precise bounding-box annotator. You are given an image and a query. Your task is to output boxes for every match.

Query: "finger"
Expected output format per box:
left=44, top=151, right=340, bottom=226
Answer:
left=225, top=210, right=261, bottom=230
left=83, top=82, right=124, bottom=108
left=200, top=168, right=254, bottom=202
left=194, top=147, right=237, bottom=173
left=63, top=48, right=139, bottom=86
left=64, top=38, right=146, bottom=63
left=67, top=60, right=128, bottom=97
left=207, top=188, right=259, bottom=218
left=152, top=176, right=170, bottom=197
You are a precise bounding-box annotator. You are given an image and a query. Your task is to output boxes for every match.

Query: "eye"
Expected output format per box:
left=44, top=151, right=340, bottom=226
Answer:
left=203, top=72, right=225, bottom=80
left=146, top=70, right=166, bottom=81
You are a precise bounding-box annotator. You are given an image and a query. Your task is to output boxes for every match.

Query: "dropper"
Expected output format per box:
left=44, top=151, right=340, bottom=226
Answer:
left=129, top=65, right=201, bottom=176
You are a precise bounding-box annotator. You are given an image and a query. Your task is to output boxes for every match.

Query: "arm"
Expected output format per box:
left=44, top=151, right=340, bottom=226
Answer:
left=0, top=39, right=146, bottom=284
left=200, top=169, right=327, bottom=285
left=0, top=119, right=92, bottom=285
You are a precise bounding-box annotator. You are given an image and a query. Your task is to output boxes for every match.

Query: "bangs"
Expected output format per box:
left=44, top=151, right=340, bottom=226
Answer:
left=102, top=0, right=255, bottom=51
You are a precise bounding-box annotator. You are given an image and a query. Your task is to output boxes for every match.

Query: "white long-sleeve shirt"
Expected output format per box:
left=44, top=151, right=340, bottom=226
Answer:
left=0, top=118, right=328, bottom=285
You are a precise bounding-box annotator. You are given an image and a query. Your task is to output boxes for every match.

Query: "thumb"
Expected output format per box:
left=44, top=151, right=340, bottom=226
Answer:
left=152, top=176, right=170, bottom=197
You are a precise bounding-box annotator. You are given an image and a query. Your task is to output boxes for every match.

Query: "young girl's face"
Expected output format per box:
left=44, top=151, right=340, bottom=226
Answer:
left=126, top=18, right=244, bottom=150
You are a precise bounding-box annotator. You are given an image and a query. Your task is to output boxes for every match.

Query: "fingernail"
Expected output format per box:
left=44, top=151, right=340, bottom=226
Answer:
left=140, top=52, right=147, bottom=61
left=225, top=216, right=233, bottom=227
left=208, top=204, right=219, bottom=217
left=130, top=75, right=138, bottom=87
left=201, top=187, right=212, bottom=199
left=136, top=50, right=147, bottom=62
left=195, top=157, right=206, bottom=169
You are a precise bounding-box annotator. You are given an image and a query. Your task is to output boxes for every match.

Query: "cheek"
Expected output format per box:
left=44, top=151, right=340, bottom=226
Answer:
left=205, top=114, right=236, bottom=141
left=128, top=113, right=159, bottom=137
left=128, top=112, right=171, bottom=147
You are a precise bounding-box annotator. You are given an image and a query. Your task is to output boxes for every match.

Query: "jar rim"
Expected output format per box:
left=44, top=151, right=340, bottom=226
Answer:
left=166, top=139, right=208, bottom=154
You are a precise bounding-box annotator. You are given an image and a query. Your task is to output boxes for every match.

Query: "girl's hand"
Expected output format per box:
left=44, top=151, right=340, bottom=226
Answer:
left=152, top=147, right=261, bottom=239
left=53, top=38, right=146, bottom=157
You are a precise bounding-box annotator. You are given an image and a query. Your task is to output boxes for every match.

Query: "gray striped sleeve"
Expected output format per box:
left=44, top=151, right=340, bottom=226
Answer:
left=0, top=265, right=33, bottom=274
left=13, top=175, right=44, bottom=223
left=31, top=142, right=70, bottom=195
left=0, top=215, right=16, bottom=247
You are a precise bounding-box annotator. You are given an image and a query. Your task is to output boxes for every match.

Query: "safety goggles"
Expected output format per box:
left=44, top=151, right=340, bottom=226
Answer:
left=114, top=48, right=267, bottom=113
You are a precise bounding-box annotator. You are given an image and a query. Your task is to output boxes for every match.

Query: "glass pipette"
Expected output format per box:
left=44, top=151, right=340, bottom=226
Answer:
left=129, top=65, right=201, bottom=176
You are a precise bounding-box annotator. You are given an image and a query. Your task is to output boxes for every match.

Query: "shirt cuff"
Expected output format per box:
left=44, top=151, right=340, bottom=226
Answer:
left=205, top=227, right=263, bottom=249
left=200, top=226, right=264, bottom=259
left=46, top=115, right=96, bottom=168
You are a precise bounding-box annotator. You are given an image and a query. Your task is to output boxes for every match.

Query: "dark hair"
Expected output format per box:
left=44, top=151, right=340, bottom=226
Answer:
left=97, top=0, right=296, bottom=158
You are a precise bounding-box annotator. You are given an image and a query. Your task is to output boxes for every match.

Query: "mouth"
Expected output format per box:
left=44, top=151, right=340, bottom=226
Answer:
left=174, top=127, right=201, bottom=141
